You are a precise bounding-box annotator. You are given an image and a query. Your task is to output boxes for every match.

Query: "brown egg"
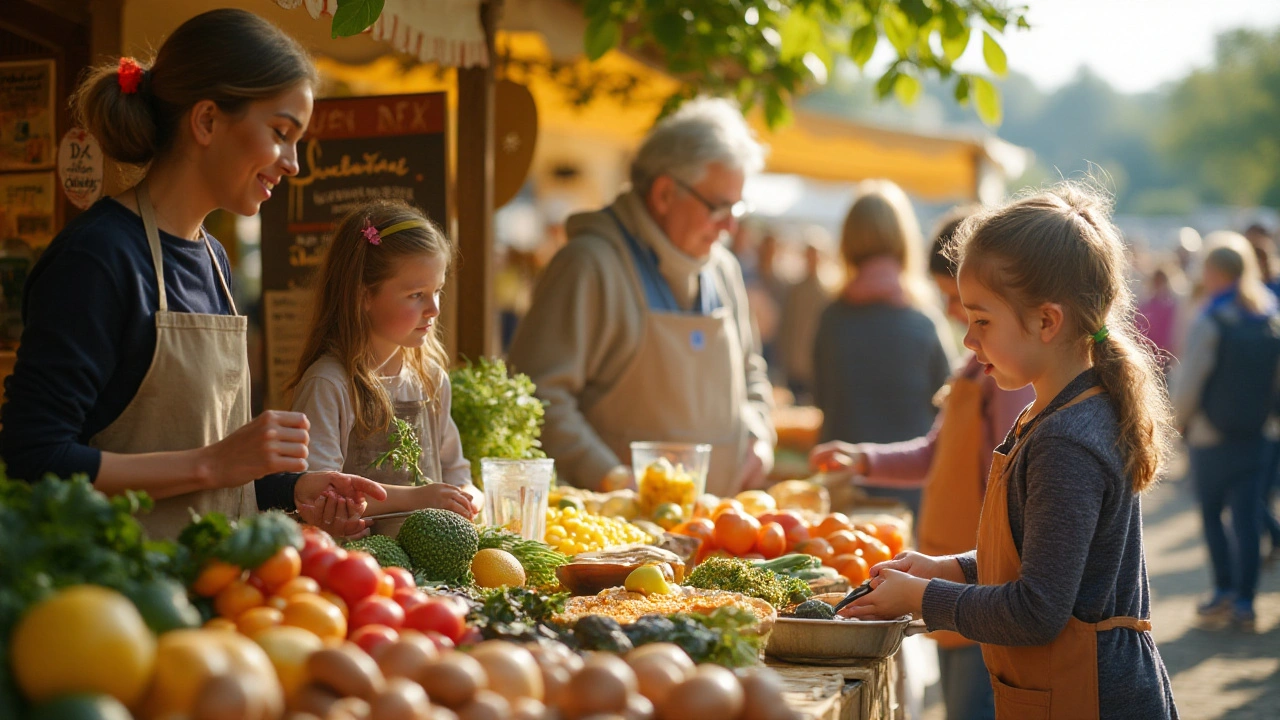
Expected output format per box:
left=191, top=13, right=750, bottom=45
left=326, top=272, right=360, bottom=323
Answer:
left=469, top=641, right=545, bottom=702
left=307, top=645, right=387, bottom=701
left=370, top=677, right=433, bottom=720
left=628, top=658, right=686, bottom=707
left=510, top=697, right=548, bottom=720
left=289, top=682, right=342, bottom=717
left=625, top=644, right=693, bottom=678
left=328, top=696, right=373, bottom=720
left=377, top=639, right=439, bottom=681
left=192, top=673, right=256, bottom=720
left=455, top=690, right=511, bottom=720
left=738, top=668, right=799, bottom=720
left=658, top=665, right=745, bottom=720
left=419, top=653, right=488, bottom=709
left=561, top=655, right=637, bottom=719
left=623, top=693, right=654, bottom=720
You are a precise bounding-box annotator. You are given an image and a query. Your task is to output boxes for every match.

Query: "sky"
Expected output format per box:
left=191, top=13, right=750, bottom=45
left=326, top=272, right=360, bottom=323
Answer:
left=983, top=0, right=1280, bottom=93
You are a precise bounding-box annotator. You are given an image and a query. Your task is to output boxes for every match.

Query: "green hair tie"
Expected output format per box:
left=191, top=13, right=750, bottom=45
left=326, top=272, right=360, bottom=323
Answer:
left=1091, top=326, right=1110, bottom=344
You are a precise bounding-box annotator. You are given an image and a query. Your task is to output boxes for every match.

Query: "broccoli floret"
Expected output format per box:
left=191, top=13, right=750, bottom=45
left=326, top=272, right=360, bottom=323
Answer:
left=344, top=535, right=413, bottom=569
left=397, top=509, right=479, bottom=582
left=793, top=599, right=836, bottom=620
left=686, top=557, right=812, bottom=608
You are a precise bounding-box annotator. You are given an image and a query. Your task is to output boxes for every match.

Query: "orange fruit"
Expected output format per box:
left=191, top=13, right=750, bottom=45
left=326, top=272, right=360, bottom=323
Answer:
left=319, top=591, right=349, bottom=619
left=204, top=617, right=237, bottom=632
left=795, top=537, right=835, bottom=565
left=855, top=532, right=892, bottom=567
left=192, top=560, right=242, bottom=598
left=826, top=529, right=859, bottom=556
left=672, top=518, right=716, bottom=546
left=712, top=499, right=745, bottom=519
left=281, top=594, right=347, bottom=642
left=215, top=579, right=264, bottom=620
left=754, top=523, right=787, bottom=560
left=833, top=553, right=870, bottom=584
left=813, top=513, right=852, bottom=539
left=877, top=526, right=906, bottom=557
left=714, top=510, right=761, bottom=556
left=377, top=572, right=396, bottom=597
left=250, top=546, right=302, bottom=593
left=274, top=576, right=321, bottom=600
left=236, top=606, right=284, bottom=636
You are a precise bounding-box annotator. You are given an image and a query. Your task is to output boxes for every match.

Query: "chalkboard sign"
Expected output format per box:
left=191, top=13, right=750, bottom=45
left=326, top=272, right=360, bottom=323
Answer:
left=259, top=93, right=448, bottom=407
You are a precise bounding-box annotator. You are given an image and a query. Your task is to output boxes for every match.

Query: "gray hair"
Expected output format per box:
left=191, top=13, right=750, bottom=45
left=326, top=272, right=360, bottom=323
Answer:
left=630, top=97, right=767, bottom=197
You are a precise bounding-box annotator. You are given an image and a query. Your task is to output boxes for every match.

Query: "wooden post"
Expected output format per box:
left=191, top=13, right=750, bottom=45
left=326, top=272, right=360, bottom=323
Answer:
left=454, top=0, right=500, bottom=363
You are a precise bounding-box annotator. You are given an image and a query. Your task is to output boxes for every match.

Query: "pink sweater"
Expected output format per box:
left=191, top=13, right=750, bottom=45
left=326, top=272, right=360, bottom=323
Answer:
left=855, top=354, right=1035, bottom=488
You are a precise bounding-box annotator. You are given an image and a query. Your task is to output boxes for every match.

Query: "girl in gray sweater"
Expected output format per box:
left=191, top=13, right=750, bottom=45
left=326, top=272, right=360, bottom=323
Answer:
left=841, top=184, right=1178, bottom=719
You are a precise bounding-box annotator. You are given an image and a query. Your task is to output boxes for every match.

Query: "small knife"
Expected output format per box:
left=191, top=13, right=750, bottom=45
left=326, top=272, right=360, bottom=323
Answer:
left=830, top=579, right=874, bottom=614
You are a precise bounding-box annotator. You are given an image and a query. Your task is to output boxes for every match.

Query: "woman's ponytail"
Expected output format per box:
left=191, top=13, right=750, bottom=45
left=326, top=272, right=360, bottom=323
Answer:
left=71, top=59, right=159, bottom=165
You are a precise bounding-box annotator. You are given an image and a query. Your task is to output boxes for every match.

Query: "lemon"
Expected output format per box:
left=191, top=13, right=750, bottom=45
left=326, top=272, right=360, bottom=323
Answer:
left=11, top=585, right=156, bottom=707
left=624, top=565, right=673, bottom=595
left=472, top=548, right=527, bottom=588
left=652, top=502, right=685, bottom=530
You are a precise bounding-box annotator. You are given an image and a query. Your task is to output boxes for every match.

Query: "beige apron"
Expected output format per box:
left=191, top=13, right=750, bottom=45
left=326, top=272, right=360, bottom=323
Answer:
left=977, top=386, right=1152, bottom=720
left=343, top=394, right=443, bottom=537
left=89, top=181, right=256, bottom=539
left=581, top=211, right=750, bottom=496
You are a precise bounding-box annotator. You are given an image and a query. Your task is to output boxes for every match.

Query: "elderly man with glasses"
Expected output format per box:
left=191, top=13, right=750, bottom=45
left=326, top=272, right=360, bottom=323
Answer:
left=508, top=98, right=777, bottom=495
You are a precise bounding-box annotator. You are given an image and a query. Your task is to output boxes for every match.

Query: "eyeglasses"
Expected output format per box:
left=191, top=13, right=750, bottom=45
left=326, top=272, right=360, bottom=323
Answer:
left=671, top=176, right=749, bottom=222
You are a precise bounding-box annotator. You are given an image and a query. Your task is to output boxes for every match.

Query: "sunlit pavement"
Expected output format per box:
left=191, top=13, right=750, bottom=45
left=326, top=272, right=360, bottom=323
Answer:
left=920, top=452, right=1280, bottom=719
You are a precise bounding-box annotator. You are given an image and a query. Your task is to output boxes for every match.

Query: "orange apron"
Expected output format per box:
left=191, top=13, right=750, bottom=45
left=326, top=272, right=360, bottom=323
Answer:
left=976, top=385, right=1151, bottom=720
left=917, top=370, right=985, bottom=649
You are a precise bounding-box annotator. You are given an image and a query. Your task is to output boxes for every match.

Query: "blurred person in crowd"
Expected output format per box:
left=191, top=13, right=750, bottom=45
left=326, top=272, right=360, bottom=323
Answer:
left=1243, top=223, right=1280, bottom=559
left=508, top=98, right=776, bottom=495
left=812, top=179, right=953, bottom=518
left=1245, top=223, right=1278, bottom=292
left=776, top=228, right=836, bottom=403
left=1171, top=232, right=1280, bottom=631
left=746, top=230, right=784, bottom=377
left=1137, top=264, right=1187, bottom=367
left=810, top=207, right=1033, bottom=720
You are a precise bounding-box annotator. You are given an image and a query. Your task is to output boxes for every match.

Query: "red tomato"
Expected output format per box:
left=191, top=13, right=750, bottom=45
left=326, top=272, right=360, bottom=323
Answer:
left=376, top=572, right=396, bottom=598
left=301, top=547, right=347, bottom=587
left=754, top=522, right=787, bottom=560
left=327, top=552, right=382, bottom=605
left=404, top=599, right=466, bottom=643
left=393, top=588, right=431, bottom=614
left=714, top=511, right=761, bottom=556
left=350, top=595, right=406, bottom=631
left=250, top=546, right=302, bottom=593
left=383, top=567, right=416, bottom=591
left=420, top=630, right=456, bottom=652
left=350, top=624, right=399, bottom=656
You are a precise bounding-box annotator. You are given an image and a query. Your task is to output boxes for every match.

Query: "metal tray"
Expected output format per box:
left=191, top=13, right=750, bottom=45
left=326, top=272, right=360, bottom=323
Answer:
left=765, top=616, right=927, bottom=663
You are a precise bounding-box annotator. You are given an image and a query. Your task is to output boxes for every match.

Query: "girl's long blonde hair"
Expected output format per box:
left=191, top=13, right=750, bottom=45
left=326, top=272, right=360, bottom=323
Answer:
left=1202, top=231, right=1273, bottom=316
left=949, top=182, right=1174, bottom=493
left=839, top=179, right=932, bottom=308
left=289, top=200, right=453, bottom=439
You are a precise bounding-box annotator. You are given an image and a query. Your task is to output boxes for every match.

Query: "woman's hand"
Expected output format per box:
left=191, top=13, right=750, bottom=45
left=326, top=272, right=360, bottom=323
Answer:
left=294, top=471, right=389, bottom=539
left=417, top=483, right=478, bottom=519
left=838, top=569, right=928, bottom=620
left=809, top=441, right=866, bottom=475
left=198, top=411, right=311, bottom=489
left=869, top=551, right=965, bottom=583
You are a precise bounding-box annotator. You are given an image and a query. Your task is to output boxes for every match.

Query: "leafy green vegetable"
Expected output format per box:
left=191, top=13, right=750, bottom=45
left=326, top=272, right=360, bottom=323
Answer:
left=573, top=615, right=634, bottom=653
left=622, top=607, right=763, bottom=668
left=214, top=511, right=304, bottom=570
left=449, top=358, right=547, bottom=486
left=371, top=417, right=426, bottom=485
left=687, top=557, right=812, bottom=608
left=792, top=599, right=837, bottom=620
left=476, top=526, right=569, bottom=590
left=469, top=587, right=569, bottom=643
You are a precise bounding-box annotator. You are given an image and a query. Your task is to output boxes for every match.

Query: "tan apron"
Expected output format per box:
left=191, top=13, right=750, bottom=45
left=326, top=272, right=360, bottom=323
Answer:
left=89, top=181, right=256, bottom=539
left=343, top=394, right=443, bottom=536
left=917, top=370, right=985, bottom=649
left=581, top=211, right=750, bottom=496
left=977, top=386, right=1152, bottom=720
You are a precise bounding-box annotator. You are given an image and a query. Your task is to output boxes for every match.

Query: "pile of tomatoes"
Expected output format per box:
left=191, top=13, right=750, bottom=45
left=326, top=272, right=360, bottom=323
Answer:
left=669, top=504, right=907, bottom=585
left=191, top=526, right=468, bottom=656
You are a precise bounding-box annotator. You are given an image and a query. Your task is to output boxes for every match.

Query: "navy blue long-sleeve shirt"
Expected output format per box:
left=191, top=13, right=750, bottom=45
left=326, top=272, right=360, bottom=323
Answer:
left=1, top=197, right=296, bottom=509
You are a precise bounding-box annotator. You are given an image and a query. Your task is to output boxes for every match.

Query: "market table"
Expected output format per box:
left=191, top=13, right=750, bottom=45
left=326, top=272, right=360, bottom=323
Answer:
left=772, top=655, right=897, bottom=720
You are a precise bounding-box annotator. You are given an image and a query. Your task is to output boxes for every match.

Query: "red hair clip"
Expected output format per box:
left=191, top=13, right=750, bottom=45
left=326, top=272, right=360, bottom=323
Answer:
left=362, top=219, right=382, bottom=245
left=118, top=57, right=145, bottom=95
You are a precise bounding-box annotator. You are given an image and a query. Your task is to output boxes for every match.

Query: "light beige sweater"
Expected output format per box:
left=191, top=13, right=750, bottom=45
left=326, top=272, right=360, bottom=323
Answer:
left=507, top=191, right=776, bottom=489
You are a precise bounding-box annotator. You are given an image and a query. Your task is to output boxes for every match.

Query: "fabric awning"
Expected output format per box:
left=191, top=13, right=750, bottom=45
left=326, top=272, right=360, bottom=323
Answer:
left=273, top=0, right=489, bottom=67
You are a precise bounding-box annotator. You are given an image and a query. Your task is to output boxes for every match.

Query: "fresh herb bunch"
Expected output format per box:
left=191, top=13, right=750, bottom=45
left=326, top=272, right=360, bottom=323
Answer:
left=371, top=417, right=427, bottom=485
left=469, top=586, right=570, bottom=643
left=476, top=526, right=569, bottom=590
left=622, top=607, right=763, bottom=668
left=449, top=357, right=547, bottom=486
left=686, top=557, right=812, bottom=609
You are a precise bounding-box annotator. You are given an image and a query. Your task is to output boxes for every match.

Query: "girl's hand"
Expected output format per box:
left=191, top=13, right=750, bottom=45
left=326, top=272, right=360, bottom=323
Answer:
left=838, top=568, right=928, bottom=620
left=419, top=483, right=477, bottom=519
left=869, top=551, right=960, bottom=582
left=809, top=441, right=866, bottom=475
left=200, top=411, right=311, bottom=488
left=294, top=471, right=389, bottom=538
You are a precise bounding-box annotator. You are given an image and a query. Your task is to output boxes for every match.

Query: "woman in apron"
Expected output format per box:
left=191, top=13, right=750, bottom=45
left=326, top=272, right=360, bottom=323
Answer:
left=289, top=200, right=478, bottom=537
left=841, top=186, right=1178, bottom=719
left=0, top=9, right=383, bottom=539
left=810, top=210, right=1033, bottom=720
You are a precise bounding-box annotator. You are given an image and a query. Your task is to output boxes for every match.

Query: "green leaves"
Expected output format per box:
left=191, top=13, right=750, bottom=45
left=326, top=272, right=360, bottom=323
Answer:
left=894, top=71, right=922, bottom=105
left=214, top=512, right=304, bottom=570
left=585, top=16, right=622, bottom=60
left=971, top=74, right=1002, bottom=125
left=849, top=23, right=878, bottom=68
left=331, top=0, right=384, bottom=39
left=450, top=357, right=547, bottom=486
left=372, top=417, right=427, bottom=485
left=983, top=31, right=1008, bottom=76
